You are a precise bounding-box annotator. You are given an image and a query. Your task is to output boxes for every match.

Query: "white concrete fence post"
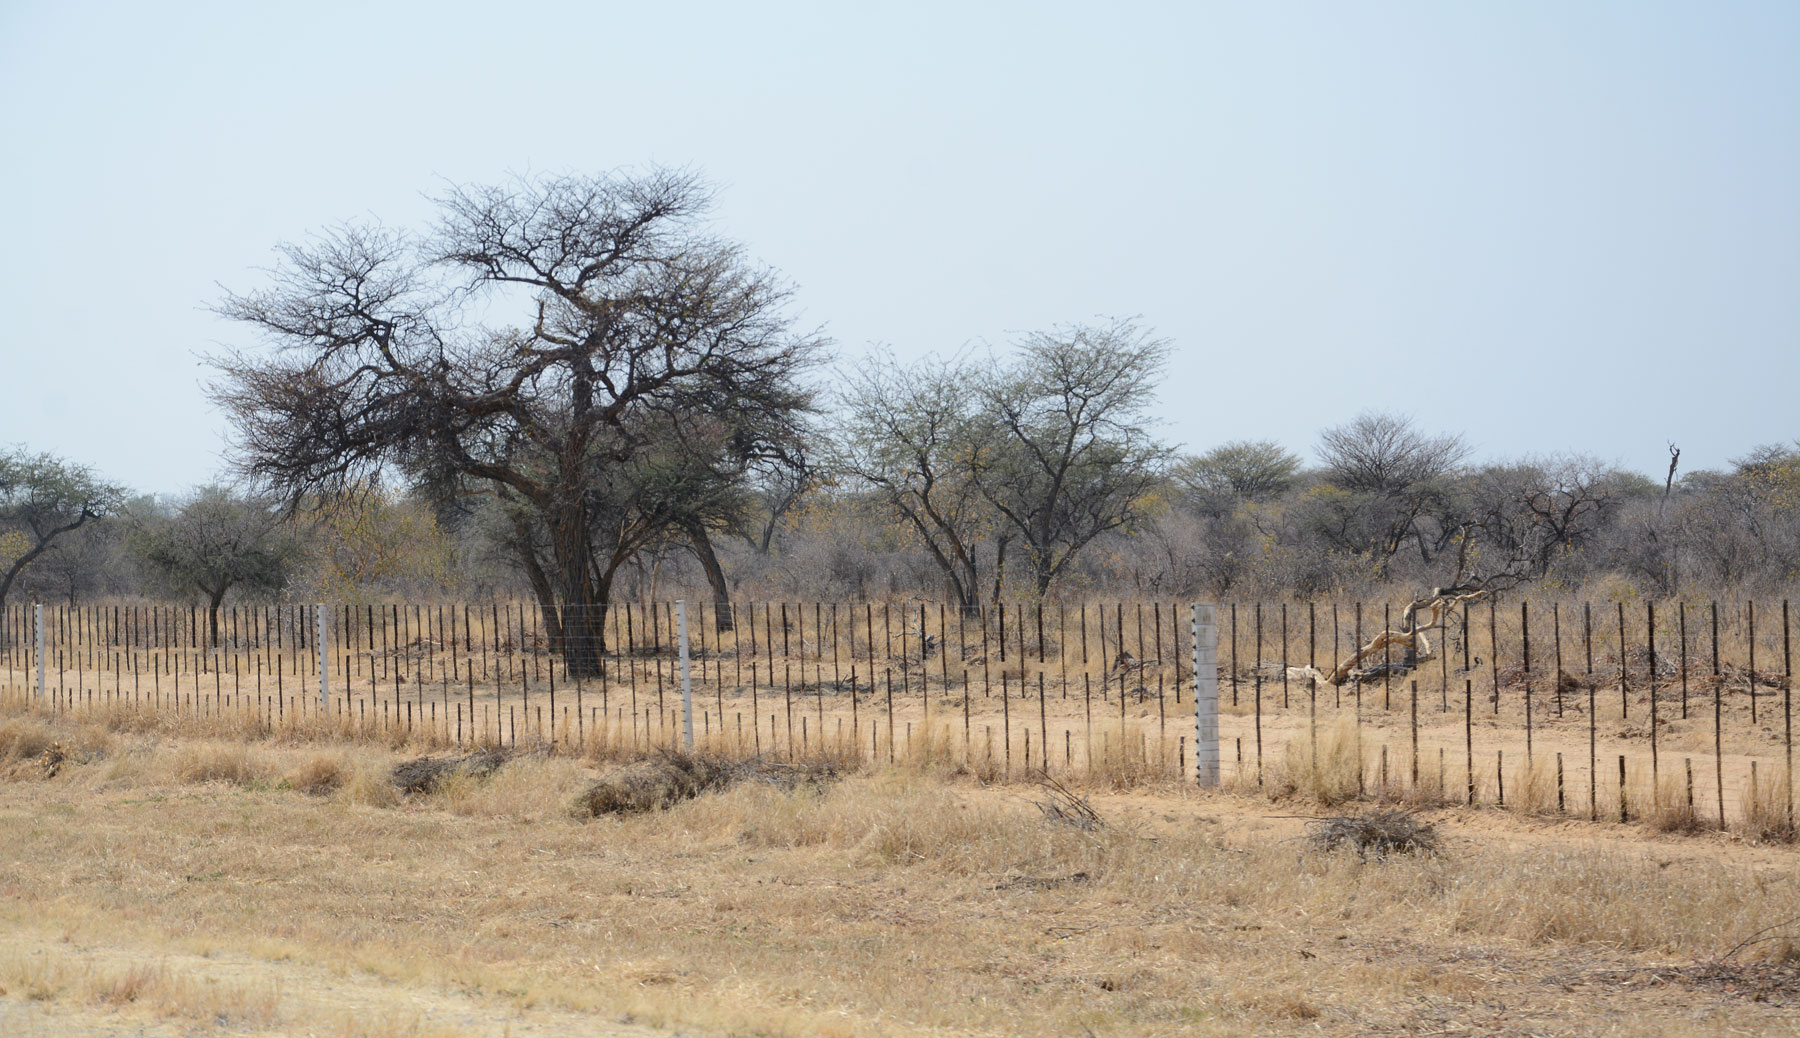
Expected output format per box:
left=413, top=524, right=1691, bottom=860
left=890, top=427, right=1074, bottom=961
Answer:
left=315, top=604, right=330, bottom=713
left=34, top=603, right=45, bottom=701
left=1191, top=603, right=1219, bottom=787
left=677, top=600, right=694, bottom=752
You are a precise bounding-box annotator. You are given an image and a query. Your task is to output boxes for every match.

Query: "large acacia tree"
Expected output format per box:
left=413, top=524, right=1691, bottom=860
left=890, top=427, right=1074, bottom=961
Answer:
left=212, top=169, right=822, bottom=674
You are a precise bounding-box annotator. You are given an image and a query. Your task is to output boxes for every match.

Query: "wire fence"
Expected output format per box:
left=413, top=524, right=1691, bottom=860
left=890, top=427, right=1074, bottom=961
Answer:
left=0, top=597, right=1792, bottom=828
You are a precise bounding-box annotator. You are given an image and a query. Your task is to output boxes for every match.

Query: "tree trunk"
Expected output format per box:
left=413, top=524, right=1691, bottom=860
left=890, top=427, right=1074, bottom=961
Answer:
left=923, top=532, right=981, bottom=618
left=0, top=562, right=19, bottom=618
left=207, top=588, right=225, bottom=648
left=948, top=541, right=982, bottom=618
left=989, top=536, right=1011, bottom=611
left=949, top=575, right=981, bottom=618
left=0, top=533, right=64, bottom=617
left=531, top=582, right=565, bottom=658
left=1032, top=552, right=1055, bottom=600
left=686, top=525, right=735, bottom=631
left=549, top=503, right=605, bottom=678
left=514, top=532, right=565, bottom=654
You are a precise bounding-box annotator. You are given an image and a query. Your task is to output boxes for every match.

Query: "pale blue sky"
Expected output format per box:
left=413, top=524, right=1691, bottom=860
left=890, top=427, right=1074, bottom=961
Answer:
left=2, top=1, right=1795, bottom=495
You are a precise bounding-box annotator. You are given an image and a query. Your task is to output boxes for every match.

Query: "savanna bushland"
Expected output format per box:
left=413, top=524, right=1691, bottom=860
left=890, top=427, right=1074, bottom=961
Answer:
left=2, top=169, right=1796, bottom=1036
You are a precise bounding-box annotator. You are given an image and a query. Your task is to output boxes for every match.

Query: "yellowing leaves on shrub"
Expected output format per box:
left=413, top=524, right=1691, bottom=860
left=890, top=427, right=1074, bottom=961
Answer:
left=301, top=488, right=459, bottom=603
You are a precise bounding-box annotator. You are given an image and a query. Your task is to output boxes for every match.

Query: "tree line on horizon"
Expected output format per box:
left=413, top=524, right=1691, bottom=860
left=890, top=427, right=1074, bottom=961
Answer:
left=2, top=170, right=1795, bottom=661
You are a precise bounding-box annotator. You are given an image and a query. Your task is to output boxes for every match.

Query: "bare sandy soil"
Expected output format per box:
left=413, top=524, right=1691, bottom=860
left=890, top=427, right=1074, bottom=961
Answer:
left=0, top=926, right=664, bottom=1038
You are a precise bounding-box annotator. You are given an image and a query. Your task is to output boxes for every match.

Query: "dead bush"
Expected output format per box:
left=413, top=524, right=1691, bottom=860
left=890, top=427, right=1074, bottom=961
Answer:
left=1307, top=808, right=1441, bottom=861
left=572, top=751, right=837, bottom=817
left=390, top=748, right=510, bottom=795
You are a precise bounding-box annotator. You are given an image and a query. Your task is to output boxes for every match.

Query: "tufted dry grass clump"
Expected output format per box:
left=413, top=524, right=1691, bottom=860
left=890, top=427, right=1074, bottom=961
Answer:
left=1648, top=771, right=1706, bottom=833
left=1505, top=755, right=1560, bottom=816
left=1268, top=720, right=1364, bottom=805
left=1082, top=721, right=1168, bottom=790
left=1739, top=765, right=1798, bottom=844
left=0, top=716, right=56, bottom=761
left=332, top=759, right=400, bottom=808
left=430, top=754, right=590, bottom=820
left=168, top=741, right=271, bottom=786
left=286, top=752, right=348, bottom=795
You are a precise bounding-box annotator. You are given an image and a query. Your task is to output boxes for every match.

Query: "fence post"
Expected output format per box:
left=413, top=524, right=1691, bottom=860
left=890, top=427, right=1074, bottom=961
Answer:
left=678, top=600, right=695, bottom=752
left=34, top=603, right=45, bottom=700
left=315, top=604, right=330, bottom=713
left=1192, top=603, right=1219, bottom=787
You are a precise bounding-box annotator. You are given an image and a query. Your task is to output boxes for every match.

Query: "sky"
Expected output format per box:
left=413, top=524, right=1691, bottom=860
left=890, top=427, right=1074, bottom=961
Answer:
left=2, top=1, right=1795, bottom=497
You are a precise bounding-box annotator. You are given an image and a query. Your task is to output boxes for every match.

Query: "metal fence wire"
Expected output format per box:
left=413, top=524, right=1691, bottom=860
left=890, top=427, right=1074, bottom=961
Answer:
left=0, top=597, right=1791, bottom=828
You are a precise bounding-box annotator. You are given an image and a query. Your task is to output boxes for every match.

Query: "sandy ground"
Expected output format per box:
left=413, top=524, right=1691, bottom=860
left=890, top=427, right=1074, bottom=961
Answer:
left=0, top=925, right=667, bottom=1038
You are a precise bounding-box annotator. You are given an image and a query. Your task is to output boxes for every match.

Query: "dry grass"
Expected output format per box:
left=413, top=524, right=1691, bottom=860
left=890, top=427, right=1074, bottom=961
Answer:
left=0, top=716, right=55, bottom=761
left=1739, top=764, right=1798, bottom=843
left=287, top=752, right=348, bottom=795
left=1648, top=771, right=1705, bottom=833
left=438, top=754, right=588, bottom=820
left=333, top=759, right=400, bottom=808
left=3, top=703, right=1800, bottom=1034
left=1505, top=754, right=1560, bottom=816
left=893, top=722, right=965, bottom=778
left=1083, top=721, right=1171, bottom=790
left=168, top=741, right=272, bottom=786
left=1268, top=720, right=1363, bottom=804
left=0, top=947, right=281, bottom=1029
left=1405, top=747, right=1454, bottom=807
left=80, top=700, right=173, bottom=736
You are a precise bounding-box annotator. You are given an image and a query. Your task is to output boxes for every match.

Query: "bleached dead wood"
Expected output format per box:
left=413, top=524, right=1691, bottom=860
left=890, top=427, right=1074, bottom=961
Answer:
left=1286, top=586, right=1490, bottom=687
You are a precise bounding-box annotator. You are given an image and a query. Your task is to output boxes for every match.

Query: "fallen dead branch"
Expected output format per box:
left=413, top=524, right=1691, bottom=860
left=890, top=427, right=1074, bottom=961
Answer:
left=1287, top=584, right=1491, bottom=687
left=1031, top=770, right=1105, bottom=831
